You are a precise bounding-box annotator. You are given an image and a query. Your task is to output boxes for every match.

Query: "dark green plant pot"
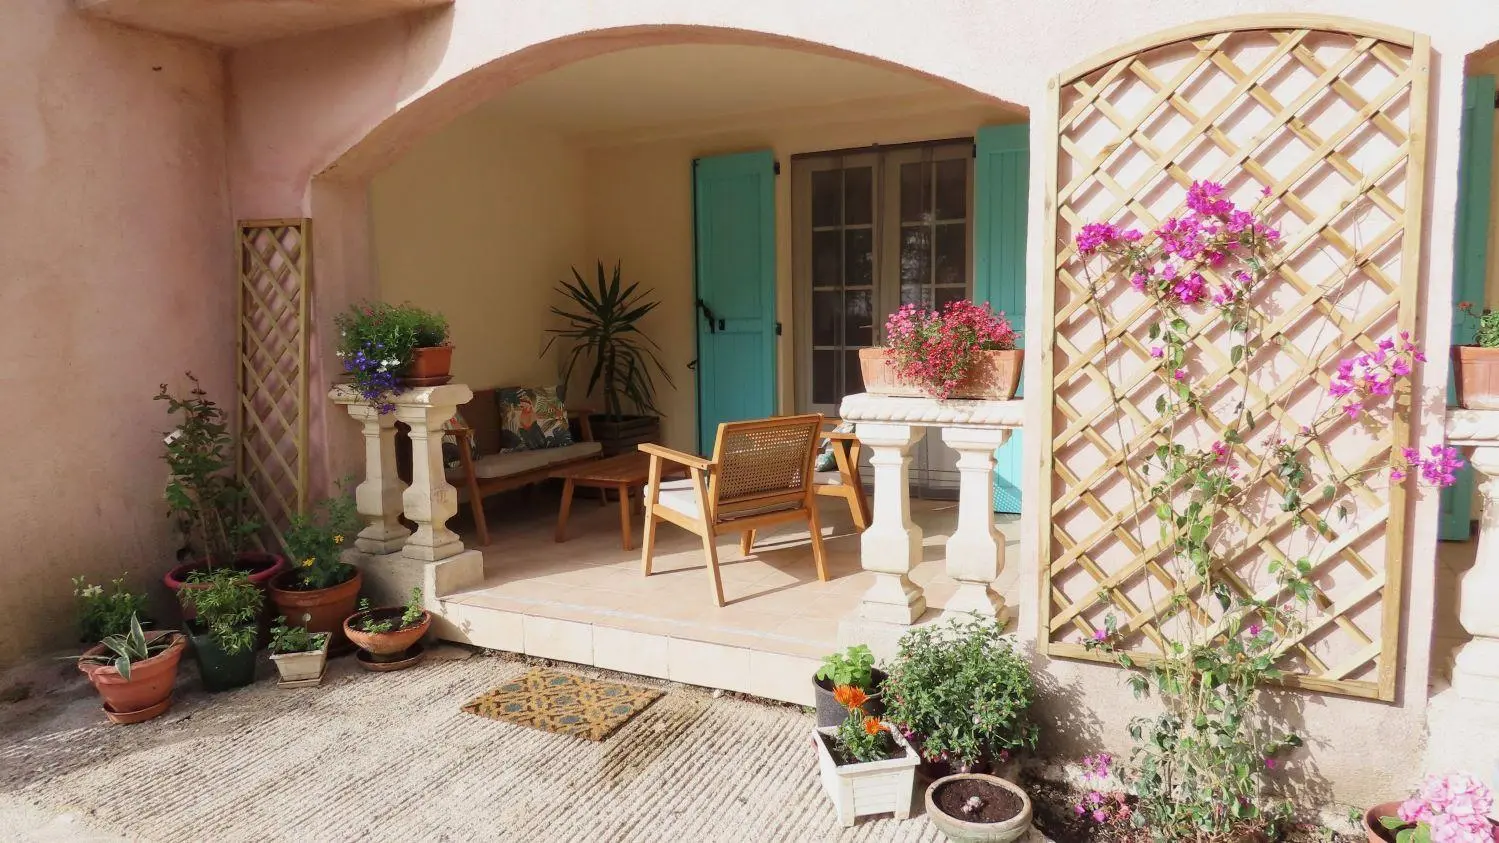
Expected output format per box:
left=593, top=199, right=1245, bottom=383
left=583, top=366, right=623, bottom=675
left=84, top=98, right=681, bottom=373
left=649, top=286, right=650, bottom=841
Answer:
left=188, top=627, right=259, bottom=693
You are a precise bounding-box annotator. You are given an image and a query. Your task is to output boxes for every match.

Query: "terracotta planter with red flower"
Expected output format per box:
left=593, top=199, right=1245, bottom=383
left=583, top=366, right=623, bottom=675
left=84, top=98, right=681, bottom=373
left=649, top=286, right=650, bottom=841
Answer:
left=864, top=301, right=1022, bottom=400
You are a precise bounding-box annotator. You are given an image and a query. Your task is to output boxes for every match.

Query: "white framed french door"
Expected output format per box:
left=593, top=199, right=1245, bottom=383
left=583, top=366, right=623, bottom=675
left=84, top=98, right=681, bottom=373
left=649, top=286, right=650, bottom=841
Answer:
left=792, top=140, right=974, bottom=492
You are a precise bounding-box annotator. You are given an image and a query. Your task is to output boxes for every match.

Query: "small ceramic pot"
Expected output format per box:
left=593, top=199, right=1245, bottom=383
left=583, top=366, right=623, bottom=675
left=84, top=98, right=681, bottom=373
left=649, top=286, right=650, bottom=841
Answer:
left=270, top=634, right=329, bottom=687
left=924, top=773, right=1033, bottom=843
left=343, top=608, right=431, bottom=662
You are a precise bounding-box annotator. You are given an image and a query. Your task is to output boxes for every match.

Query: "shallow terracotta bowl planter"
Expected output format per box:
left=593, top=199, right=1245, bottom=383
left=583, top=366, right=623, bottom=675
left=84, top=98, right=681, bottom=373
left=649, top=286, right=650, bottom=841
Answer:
left=343, top=608, right=431, bottom=663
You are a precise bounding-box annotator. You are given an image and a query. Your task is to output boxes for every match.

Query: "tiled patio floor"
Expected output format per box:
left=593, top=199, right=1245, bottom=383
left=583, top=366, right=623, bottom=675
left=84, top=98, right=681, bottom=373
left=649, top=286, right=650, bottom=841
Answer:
left=443, top=488, right=1022, bottom=663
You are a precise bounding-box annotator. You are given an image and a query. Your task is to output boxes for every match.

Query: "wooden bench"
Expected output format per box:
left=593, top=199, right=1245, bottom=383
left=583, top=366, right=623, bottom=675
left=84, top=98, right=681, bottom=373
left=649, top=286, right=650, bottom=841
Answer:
left=441, top=387, right=602, bottom=546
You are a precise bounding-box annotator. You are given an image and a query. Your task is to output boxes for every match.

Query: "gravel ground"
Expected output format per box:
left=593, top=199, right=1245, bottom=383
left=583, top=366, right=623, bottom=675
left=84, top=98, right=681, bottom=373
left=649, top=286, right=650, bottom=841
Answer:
left=0, top=645, right=1047, bottom=842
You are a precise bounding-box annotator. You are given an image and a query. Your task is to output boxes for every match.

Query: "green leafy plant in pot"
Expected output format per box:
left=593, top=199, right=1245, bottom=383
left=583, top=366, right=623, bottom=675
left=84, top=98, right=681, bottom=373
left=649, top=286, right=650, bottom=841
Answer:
left=1453, top=302, right=1499, bottom=409
left=156, top=373, right=284, bottom=597
left=543, top=261, right=673, bottom=456
left=343, top=588, right=431, bottom=670
left=268, top=616, right=329, bottom=687
left=881, top=617, right=1037, bottom=777
left=813, top=644, right=887, bottom=728
left=72, top=574, right=150, bottom=644
left=74, top=614, right=185, bottom=724
left=334, top=301, right=452, bottom=414
left=269, top=486, right=363, bottom=653
left=179, top=569, right=263, bottom=692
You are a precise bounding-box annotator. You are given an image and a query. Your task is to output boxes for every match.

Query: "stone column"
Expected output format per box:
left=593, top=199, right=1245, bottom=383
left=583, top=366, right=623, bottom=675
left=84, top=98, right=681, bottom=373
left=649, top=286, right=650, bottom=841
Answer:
left=941, top=426, right=1011, bottom=622
left=341, top=404, right=410, bottom=554
left=1456, top=445, right=1499, bottom=701
left=857, top=422, right=928, bottom=624
left=393, top=385, right=471, bottom=562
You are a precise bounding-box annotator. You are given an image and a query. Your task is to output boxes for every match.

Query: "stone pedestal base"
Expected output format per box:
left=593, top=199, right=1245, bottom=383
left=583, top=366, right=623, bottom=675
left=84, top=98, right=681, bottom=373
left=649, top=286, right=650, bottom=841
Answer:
left=345, top=548, right=484, bottom=642
left=1454, top=638, right=1499, bottom=701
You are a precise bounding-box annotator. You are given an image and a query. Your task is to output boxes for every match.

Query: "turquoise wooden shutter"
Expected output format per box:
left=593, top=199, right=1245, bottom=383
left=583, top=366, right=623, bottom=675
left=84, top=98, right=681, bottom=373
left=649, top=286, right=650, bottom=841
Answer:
left=974, top=124, right=1030, bottom=514
left=693, top=151, right=777, bottom=453
left=1442, top=76, right=1495, bottom=541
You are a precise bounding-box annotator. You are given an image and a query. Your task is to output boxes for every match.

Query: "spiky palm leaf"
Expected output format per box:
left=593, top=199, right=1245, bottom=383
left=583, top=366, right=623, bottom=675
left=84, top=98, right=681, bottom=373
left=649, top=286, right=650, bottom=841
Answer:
left=543, top=261, right=673, bottom=419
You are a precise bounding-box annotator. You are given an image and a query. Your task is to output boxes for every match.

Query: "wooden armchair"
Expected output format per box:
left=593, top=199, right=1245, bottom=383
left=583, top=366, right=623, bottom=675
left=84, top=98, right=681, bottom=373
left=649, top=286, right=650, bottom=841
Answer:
left=639, top=414, right=828, bottom=606
left=814, top=419, right=870, bottom=531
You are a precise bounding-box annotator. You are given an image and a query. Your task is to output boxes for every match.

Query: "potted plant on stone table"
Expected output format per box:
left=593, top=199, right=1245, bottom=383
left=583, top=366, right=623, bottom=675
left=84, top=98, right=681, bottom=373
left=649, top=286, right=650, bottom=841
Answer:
left=268, top=487, right=363, bottom=654
left=179, top=568, right=263, bottom=692
left=860, top=300, right=1021, bottom=400
left=343, top=588, right=430, bottom=671
left=75, top=614, right=185, bottom=725
left=157, top=373, right=284, bottom=598
left=813, top=687, right=921, bottom=827
left=813, top=644, right=886, bottom=728
left=1453, top=301, right=1499, bottom=409
left=543, top=260, right=674, bottom=456
left=268, top=616, right=330, bottom=688
left=335, top=301, right=453, bottom=412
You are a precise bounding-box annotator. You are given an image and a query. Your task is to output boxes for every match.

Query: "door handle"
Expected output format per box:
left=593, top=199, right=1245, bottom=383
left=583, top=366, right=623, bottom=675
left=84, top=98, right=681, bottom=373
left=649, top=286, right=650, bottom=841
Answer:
left=696, top=298, right=724, bottom=334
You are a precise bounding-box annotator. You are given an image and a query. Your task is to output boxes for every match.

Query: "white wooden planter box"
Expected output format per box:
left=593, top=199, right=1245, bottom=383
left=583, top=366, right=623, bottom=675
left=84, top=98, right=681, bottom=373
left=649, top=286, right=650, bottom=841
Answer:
left=814, top=724, right=920, bottom=826
left=270, top=634, right=329, bottom=687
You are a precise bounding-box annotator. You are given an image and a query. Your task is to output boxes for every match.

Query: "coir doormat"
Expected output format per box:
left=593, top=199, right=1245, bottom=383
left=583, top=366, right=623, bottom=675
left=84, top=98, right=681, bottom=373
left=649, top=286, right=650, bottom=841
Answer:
left=460, top=668, right=663, bottom=741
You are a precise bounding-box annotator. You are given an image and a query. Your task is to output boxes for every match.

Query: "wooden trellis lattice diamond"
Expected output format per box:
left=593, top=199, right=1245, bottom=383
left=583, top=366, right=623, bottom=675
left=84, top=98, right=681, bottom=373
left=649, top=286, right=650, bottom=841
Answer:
left=1037, top=17, right=1429, bottom=701
left=237, top=219, right=311, bottom=553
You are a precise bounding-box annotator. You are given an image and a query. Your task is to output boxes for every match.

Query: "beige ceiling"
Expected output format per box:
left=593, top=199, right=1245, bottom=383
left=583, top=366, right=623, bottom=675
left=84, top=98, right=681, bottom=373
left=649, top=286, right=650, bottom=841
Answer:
left=483, top=45, right=989, bottom=138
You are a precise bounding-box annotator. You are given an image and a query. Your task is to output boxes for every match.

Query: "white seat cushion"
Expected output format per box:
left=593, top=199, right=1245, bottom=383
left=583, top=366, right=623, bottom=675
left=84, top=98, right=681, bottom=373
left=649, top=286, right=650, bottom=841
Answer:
left=447, top=441, right=602, bottom=482
left=646, top=478, right=801, bottom=522
left=813, top=471, right=844, bottom=486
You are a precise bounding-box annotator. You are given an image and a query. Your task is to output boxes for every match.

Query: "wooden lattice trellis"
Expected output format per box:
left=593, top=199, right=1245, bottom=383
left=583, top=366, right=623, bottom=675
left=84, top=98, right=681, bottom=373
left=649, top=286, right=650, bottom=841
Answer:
left=1037, top=17, right=1429, bottom=701
left=237, top=219, right=311, bottom=553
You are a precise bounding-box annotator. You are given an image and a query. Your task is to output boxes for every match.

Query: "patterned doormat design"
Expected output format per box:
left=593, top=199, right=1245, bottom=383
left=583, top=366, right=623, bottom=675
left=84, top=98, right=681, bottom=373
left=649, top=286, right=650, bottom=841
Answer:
left=460, top=668, right=663, bottom=741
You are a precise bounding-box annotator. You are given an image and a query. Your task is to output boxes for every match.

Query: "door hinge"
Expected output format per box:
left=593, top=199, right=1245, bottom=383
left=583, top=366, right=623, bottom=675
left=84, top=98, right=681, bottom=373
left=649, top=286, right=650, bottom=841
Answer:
left=776, top=322, right=783, bottom=336
left=773, top=160, right=781, bottom=176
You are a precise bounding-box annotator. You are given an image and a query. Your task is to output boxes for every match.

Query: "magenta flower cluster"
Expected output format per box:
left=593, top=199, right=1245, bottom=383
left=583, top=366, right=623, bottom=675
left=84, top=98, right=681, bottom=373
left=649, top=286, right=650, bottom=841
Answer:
left=1328, top=332, right=1425, bottom=420
left=1074, top=180, right=1280, bottom=310
left=1391, top=445, right=1466, bottom=487
left=1072, top=753, right=1131, bottom=825
left=882, top=300, right=1019, bottom=399
left=1395, top=773, right=1498, bottom=843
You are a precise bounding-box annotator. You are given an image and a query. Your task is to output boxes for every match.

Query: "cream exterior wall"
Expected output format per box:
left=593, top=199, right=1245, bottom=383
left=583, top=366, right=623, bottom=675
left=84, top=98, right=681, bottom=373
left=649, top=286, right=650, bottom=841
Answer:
left=369, top=110, right=589, bottom=395
left=0, top=0, right=232, bottom=665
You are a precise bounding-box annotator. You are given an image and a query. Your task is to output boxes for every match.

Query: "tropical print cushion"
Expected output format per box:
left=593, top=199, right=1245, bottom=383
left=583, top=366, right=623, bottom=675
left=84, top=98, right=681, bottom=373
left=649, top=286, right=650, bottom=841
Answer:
left=442, top=410, right=479, bottom=469
left=815, top=422, right=855, bottom=472
left=497, top=386, right=573, bottom=452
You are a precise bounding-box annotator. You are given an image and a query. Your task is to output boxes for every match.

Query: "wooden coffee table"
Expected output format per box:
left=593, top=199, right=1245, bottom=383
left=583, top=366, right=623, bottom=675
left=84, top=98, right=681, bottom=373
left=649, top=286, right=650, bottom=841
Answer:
left=551, top=451, right=687, bottom=551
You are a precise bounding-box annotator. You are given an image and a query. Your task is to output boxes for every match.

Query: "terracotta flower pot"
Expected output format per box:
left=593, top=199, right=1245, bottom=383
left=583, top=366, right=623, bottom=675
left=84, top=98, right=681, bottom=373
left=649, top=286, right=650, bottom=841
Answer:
left=401, top=346, right=453, bottom=383
left=269, top=566, right=362, bottom=653
left=164, top=551, right=287, bottom=620
left=1453, top=345, right=1499, bottom=409
left=343, top=608, right=431, bottom=663
left=924, top=773, right=1033, bottom=843
left=78, top=632, right=185, bottom=721
left=858, top=347, right=1022, bottom=400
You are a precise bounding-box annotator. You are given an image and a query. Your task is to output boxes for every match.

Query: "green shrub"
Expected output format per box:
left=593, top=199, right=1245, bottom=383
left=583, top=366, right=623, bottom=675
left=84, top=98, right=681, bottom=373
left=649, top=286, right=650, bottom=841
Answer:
left=72, top=575, right=149, bottom=643
left=180, top=569, right=263, bottom=655
left=881, top=618, right=1037, bottom=768
left=815, top=644, right=875, bottom=689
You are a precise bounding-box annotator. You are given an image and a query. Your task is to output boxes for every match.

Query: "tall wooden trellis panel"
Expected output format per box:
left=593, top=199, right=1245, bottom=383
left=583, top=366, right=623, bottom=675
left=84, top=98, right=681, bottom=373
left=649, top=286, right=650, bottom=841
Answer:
left=1038, top=18, right=1429, bottom=700
left=237, top=219, right=311, bottom=553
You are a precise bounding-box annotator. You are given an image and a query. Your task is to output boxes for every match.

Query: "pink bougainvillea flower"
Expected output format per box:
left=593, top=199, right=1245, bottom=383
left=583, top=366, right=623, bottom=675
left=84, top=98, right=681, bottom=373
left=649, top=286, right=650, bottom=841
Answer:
left=1247, top=623, right=1262, bottom=637
left=1390, top=467, right=1407, bottom=483
left=1076, top=222, right=1120, bottom=254
left=1149, top=345, right=1165, bottom=359
left=1173, top=368, right=1187, bottom=382
left=1264, top=758, right=1277, bottom=770
left=1092, top=809, right=1108, bottom=823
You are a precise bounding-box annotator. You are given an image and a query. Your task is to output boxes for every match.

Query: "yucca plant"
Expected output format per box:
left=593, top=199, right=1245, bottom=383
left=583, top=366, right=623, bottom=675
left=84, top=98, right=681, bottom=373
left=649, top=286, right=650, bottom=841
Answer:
left=77, top=615, right=175, bottom=681
left=543, top=261, right=673, bottom=420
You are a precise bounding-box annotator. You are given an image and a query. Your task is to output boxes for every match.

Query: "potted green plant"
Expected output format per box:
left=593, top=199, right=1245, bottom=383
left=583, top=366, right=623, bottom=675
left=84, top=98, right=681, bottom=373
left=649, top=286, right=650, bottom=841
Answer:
left=1454, top=302, right=1499, bottom=409
left=268, top=488, right=363, bottom=653
left=72, top=574, right=150, bottom=644
left=268, top=616, right=330, bottom=688
left=881, top=618, right=1037, bottom=777
left=343, top=588, right=430, bottom=670
left=861, top=300, right=1021, bottom=400
left=335, top=301, right=452, bottom=412
left=1363, top=773, right=1498, bottom=842
left=813, top=644, right=886, bottom=728
left=156, top=374, right=284, bottom=596
left=813, top=688, right=920, bottom=827
left=179, top=569, right=263, bottom=692
left=543, top=260, right=674, bottom=455
left=75, top=614, right=185, bottom=724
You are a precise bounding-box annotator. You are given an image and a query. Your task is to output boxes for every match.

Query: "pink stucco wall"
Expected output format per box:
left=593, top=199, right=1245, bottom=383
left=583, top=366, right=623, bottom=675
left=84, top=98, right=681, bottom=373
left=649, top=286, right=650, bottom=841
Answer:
left=0, top=1, right=232, bottom=663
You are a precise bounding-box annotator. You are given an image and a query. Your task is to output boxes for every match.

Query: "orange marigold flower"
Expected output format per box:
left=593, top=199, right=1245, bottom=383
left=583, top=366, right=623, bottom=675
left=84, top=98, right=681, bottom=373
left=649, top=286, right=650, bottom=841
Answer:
left=862, top=716, right=883, bottom=737
left=832, top=684, right=868, bottom=711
